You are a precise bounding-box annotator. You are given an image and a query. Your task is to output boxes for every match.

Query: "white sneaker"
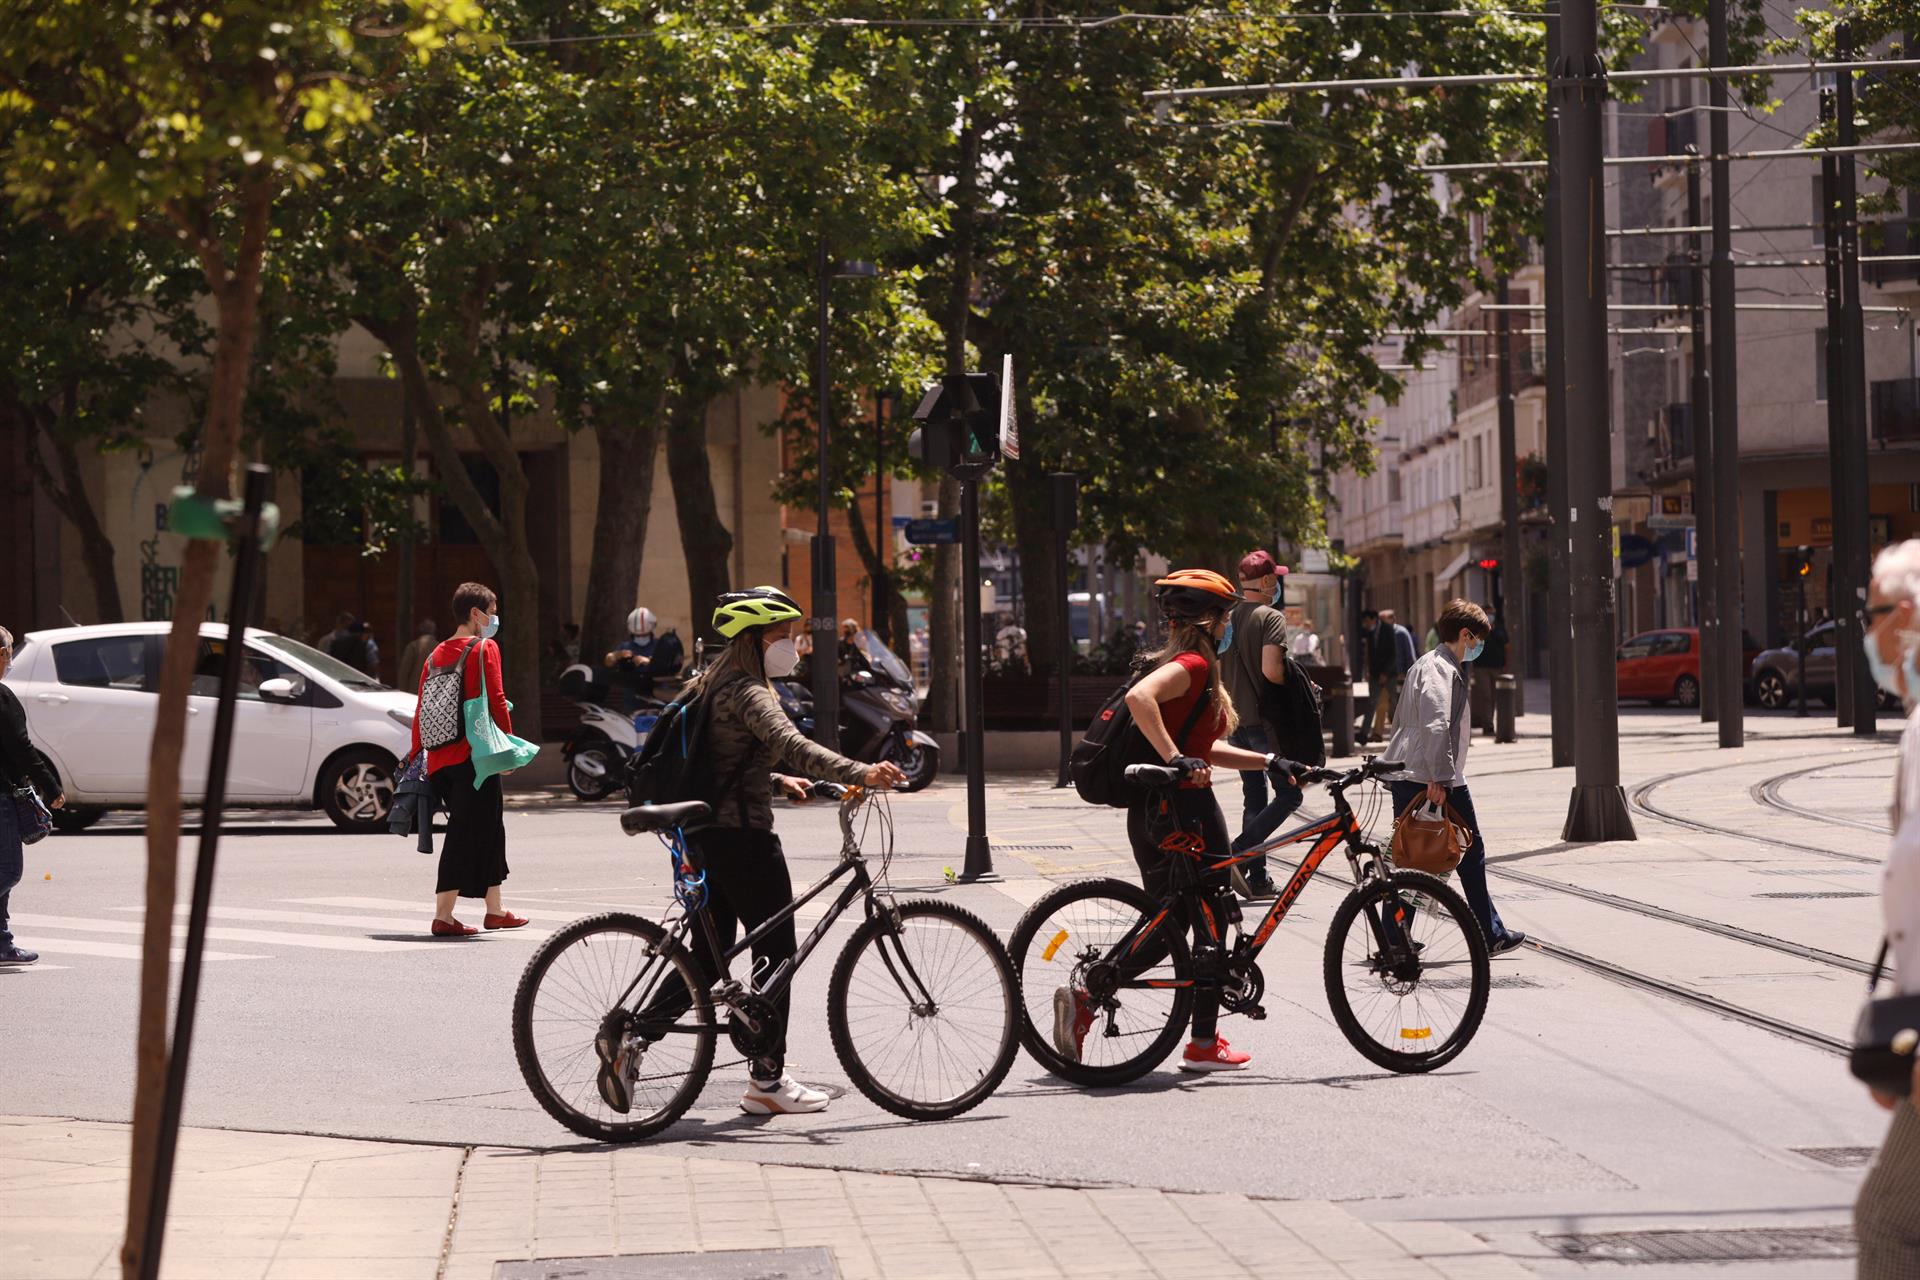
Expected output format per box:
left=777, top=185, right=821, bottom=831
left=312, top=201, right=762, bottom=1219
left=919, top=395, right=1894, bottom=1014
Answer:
left=740, top=1074, right=831, bottom=1116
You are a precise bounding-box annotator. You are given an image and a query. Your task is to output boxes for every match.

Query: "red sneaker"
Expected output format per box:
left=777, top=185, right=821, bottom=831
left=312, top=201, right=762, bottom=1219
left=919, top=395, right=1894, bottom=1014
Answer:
left=430, top=917, right=479, bottom=938
left=483, top=912, right=530, bottom=930
left=1178, top=1036, right=1252, bottom=1073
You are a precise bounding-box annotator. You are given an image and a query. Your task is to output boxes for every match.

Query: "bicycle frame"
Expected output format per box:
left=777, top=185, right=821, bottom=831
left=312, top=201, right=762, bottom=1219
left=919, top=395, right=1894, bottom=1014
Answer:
left=1110, top=780, right=1383, bottom=986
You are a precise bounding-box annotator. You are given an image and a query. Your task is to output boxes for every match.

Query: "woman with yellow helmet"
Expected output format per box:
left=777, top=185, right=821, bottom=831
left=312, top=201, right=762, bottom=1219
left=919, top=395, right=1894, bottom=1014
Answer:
left=1054, top=569, right=1302, bottom=1074
left=679, top=587, right=905, bottom=1115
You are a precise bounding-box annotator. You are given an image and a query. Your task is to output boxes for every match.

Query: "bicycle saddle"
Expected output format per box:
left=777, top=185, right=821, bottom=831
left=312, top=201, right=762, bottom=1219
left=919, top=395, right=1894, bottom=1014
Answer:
left=620, top=801, right=711, bottom=835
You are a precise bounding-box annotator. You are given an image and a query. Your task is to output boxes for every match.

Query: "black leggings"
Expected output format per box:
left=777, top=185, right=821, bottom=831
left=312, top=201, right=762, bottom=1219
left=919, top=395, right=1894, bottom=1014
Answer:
left=1126, top=787, right=1238, bottom=1043
left=655, top=826, right=797, bottom=1081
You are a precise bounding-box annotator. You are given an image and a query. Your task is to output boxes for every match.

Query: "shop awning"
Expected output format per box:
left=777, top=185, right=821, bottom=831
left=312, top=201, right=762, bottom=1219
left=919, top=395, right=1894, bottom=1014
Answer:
left=1436, top=546, right=1475, bottom=586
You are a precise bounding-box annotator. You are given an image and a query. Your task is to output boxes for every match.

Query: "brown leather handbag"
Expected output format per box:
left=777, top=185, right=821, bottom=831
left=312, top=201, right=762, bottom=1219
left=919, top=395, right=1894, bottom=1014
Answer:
left=1390, top=798, right=1471, bottom=875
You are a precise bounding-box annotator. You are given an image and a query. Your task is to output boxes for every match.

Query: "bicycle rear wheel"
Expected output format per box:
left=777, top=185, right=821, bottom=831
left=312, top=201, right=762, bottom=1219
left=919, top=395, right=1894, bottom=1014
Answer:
left=827, top=899, right=1019, bottom=1120
left=1007, top=877, right=1193, bottom=1087
left=512, top=912, right=715, bottom=1141
left=1323, top=870, right=1489, bottom=1073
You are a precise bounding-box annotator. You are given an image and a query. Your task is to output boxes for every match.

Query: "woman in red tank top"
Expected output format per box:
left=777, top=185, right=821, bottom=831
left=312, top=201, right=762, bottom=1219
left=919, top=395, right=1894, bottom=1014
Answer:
left=1066, top=569, right=1294, bottom=1075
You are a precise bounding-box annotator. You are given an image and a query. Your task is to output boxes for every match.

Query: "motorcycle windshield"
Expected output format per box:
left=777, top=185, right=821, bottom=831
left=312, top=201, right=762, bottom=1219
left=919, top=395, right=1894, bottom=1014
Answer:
left=855, top=630, right=915, bottom=687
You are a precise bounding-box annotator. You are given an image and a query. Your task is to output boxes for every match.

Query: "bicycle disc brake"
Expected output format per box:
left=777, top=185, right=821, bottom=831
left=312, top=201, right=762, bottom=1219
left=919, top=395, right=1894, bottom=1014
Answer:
left=1219, top=962, right=1266, bottom=1018
left=726, top=993, right=783, bottom=1059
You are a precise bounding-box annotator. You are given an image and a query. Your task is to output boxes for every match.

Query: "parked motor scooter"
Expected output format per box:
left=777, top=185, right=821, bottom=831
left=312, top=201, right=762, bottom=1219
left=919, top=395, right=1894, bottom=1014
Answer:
left=557, top=664, right=662, bottom=801
left=778, top=628, right=939, bottom=791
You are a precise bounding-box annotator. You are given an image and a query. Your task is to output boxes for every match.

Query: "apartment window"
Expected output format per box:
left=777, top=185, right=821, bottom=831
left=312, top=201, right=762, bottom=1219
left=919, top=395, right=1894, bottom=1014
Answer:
left=1815, top=328, right=1829, bottom=402
left=1469, top=437, right=1485, bottom=490
left=1388, top=469, right=1402, bottom=502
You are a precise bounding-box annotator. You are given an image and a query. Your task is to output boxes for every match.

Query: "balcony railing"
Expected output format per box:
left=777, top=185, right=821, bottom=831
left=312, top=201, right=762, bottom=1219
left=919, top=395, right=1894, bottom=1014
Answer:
left=1873, top=378, right=1920, bottom=442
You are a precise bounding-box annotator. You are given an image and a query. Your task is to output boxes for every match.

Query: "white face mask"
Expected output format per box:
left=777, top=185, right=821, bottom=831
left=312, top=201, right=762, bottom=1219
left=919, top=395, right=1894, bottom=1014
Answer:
left=764, top=636, right=800, bottom=678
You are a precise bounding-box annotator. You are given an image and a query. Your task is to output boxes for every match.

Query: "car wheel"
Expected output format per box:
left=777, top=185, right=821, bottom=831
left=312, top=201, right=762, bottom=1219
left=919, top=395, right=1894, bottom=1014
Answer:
left=566, top=743, right=619, bottom=802
left=889, top=738, right=940, bottom=793
left=320, top=749, right=396, bottom=832
left=51, top=805, right=105, bottom=834
left=1754, top=670, right=1788, bottom=710
left=1673, top=674, right=1700, bottom=708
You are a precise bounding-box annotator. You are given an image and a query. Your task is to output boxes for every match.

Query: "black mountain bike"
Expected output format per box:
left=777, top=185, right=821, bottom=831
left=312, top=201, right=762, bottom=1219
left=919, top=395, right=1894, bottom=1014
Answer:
left=1008, top=757, right=1490, bottom=1085
left=513, top=785, right=1020, bottom=1142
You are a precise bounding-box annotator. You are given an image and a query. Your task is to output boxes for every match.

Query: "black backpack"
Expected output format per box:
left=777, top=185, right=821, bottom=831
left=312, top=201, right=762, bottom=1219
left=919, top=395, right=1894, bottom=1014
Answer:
left=1260, top=653, right=1327, bottom=768
left=1070, top=676, right=1215, bottom=808
left=623, top=677, right=753, bottom=809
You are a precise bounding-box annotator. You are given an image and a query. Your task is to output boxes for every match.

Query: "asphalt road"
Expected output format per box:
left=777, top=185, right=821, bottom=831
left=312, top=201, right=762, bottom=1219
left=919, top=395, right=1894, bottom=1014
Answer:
left=3, top=711, right=1894, bottom=1274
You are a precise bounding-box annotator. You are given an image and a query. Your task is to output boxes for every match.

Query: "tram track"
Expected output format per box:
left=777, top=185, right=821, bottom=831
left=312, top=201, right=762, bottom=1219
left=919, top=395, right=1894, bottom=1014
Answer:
left=1626, top=758, right=1893, bottom=864
left=1752, top=759, right=1895, bottom=836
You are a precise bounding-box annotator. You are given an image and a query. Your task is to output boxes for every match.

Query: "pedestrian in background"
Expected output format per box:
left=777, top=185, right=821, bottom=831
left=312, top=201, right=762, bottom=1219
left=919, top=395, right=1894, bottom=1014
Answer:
left=1469, top=610, right=1508, bottom=734
left=398, top=619, right=438, bottom=692
left=1382, top=599, right=1526, bottom=956
left=605, top=606, right=683, bottom=710
left=0, top=624, right=63, bottom=966
left=1223, top=550, right=1297, bottom=899
left=1289, top=618, right=1320, bottom=661
left=1853, top=540, right=1920, bottom=1275
left=409, top=583, right=528, bottom=938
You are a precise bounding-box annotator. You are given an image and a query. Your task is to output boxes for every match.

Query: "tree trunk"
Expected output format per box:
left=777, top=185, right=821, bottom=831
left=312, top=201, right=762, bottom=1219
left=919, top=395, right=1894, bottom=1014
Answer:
left=124, top=180, right=270, bottom=1280
left=843, top=478, right=907, bottom=650
left=581, top=398, right=664, bottom=662
left=1005, top=459, right=1061, bottom=679
left=13, top=401, right=124, bottom=622
left=359, top=298, right=543, bottom=738
left=665, top=391, right=732, bottom=645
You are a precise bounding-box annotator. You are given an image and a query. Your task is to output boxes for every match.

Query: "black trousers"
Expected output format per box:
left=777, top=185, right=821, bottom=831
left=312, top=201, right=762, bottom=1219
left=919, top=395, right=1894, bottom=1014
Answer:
left=676, top=826, right=798, bottom=1081
left=1126, top=787, right=1237, bottom=1043
left=431, top=761, right=507, bottom=898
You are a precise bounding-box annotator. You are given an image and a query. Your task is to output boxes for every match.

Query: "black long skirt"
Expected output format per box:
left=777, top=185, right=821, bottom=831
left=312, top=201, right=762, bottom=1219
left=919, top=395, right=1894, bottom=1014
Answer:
left=431, top=759, right=509, bottom=897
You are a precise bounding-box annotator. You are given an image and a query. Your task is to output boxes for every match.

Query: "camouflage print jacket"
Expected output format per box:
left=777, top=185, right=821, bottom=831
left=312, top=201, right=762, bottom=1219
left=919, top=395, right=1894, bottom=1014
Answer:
left=705, top=676, right=870, bottom=829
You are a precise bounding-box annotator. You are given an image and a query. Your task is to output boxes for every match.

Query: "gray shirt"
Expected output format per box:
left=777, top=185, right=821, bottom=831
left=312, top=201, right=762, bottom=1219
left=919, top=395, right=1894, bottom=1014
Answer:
left=1380, top=646, right=1470, bottom=787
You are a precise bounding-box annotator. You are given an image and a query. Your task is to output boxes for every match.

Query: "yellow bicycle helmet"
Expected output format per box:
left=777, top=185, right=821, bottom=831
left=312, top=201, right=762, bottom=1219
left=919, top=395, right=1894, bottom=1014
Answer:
left=712, top=586, right=804, bottom=638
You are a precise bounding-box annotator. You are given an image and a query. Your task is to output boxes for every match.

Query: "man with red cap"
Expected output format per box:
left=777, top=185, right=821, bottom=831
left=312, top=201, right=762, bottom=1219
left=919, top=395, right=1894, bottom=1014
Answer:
left=1219, top=550, right=1297, bottom=898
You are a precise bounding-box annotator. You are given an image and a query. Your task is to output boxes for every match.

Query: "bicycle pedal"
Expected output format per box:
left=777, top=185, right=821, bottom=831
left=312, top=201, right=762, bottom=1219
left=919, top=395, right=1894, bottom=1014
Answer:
left=1246, top=1005, right=1268, bottom=1020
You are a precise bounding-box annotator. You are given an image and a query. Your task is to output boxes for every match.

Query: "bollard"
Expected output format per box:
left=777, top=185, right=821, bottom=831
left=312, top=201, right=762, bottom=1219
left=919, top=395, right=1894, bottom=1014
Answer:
left=1495, top=674, right=1518, bottom=743
left=1329, top=679, right=1354, bottom=758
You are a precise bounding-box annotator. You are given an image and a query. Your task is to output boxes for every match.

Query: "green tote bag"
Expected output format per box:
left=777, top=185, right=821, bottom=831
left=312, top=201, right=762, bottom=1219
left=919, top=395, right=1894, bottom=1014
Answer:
left=465, top=652, right=540, bottom=787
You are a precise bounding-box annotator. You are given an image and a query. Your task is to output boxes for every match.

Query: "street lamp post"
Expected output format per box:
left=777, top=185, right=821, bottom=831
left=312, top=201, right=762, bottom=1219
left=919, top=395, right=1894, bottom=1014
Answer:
left=810, top=240, right=878, bottom=751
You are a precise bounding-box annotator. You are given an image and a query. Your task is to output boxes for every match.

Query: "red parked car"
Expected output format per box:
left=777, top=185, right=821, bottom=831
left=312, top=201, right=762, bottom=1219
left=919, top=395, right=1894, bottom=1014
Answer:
left=1615, top=627, right=1759, bottom=708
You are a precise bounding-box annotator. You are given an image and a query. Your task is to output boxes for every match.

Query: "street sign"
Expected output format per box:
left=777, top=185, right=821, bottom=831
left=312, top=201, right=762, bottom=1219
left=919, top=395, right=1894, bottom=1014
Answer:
left=904, top=518, right=960, bottom=545
left=1686, top=527, right=1697, bottom=560
left=999, top=354, right=1019, bottom=461
left=1647, top=513, right=1697, bottom=530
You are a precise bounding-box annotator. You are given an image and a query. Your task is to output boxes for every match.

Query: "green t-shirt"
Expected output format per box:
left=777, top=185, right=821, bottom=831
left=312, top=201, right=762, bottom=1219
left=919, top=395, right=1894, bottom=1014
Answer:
left=1223, top=600, right=1289, bottom=731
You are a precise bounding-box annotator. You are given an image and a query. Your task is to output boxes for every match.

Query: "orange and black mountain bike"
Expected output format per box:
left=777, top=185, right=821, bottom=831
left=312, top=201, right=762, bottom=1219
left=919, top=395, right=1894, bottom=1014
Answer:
left=1008, top=756, right=1491, bottom=1085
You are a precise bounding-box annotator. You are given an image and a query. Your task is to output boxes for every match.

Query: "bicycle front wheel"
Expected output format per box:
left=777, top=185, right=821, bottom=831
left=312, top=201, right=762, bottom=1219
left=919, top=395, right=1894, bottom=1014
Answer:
left=1007, top=877, right=1193, bottom=1087
left=512, top=912, right=715, bottom=1142
left=1323, top=870, right=1489, bottom=1073
left=827, top=899, right=1020, bottom=1121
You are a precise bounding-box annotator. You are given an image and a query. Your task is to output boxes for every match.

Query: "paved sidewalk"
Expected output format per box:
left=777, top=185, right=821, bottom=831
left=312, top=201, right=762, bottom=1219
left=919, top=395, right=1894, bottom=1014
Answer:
left=3, top=1115, right=1536, bottom=1280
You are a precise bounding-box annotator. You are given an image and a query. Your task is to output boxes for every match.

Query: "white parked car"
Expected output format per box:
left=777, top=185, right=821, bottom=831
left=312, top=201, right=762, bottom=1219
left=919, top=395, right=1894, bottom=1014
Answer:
left=2, top=622, right=416, bottom=833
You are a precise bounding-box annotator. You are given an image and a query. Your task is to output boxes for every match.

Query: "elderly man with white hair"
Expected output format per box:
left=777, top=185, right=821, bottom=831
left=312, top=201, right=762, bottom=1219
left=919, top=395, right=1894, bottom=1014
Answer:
left=1856, top=538, right=1920, bottom=1276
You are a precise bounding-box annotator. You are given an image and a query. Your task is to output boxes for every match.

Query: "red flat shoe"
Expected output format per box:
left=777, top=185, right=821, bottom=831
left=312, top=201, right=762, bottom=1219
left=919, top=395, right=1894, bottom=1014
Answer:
left=431, top=917, right=479, bottom=938
left=483, top=912, right=530, bottom=930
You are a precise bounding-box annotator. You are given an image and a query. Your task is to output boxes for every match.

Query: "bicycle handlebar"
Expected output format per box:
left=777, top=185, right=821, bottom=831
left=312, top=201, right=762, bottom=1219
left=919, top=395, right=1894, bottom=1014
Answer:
left=1126, top=756, right=1403, bottom=792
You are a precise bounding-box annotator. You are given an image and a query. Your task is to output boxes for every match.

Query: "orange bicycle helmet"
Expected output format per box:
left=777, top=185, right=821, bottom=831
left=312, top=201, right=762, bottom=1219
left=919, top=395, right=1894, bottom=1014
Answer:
left=1153, top=569, right=1239, bottom=622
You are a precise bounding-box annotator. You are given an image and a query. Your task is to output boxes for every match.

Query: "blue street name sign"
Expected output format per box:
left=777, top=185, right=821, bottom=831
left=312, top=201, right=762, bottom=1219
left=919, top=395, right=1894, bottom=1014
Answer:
left=904, top=518, right=961, bottom=545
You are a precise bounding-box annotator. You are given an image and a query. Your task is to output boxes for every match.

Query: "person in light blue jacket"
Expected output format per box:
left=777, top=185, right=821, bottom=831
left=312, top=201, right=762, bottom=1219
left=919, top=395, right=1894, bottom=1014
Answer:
left=1380, top=599, right=1526, bottom=955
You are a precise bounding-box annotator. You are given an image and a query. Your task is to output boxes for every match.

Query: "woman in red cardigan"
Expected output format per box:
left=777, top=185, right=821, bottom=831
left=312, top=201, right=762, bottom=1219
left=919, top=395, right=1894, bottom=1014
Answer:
left=410, top=582, right=529, bottom=937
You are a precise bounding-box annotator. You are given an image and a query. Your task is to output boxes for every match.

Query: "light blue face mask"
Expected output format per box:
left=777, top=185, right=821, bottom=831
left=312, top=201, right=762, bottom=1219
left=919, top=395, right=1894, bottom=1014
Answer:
left=1271, top=583, right=1284, bottom=607
left=1464, top=638, right=1486, bottom=663
left=1216, top=619, right=1235, bottom=655
left=482, top=613, right=501, bottom=641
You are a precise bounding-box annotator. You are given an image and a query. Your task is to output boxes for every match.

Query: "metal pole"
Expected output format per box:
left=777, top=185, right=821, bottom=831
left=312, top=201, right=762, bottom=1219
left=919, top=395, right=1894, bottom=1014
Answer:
left=395, top=398, right=417, bottom=685
left=959, top=478, right=994, bottom=878
left=1053, top=473, right=1078, bottom=788
left=1557, top=0, right=1635, bottom=839
left=1798, top=564, right=1809, bottom=716
left=1687, top=153, right=1718, bottom=722
left=1545, top=8, right=1576, bottom=769
left=1838, top=25, right=1878, bottom=735
left=873, top=394, right=888, bottom=645
left=1709, top=0, right=1745, bottom=749
left=140, top=465, right=271, bottom=1280
left=1496, top=277, right=1525, bottom=709
left=812, top=237, right=840, bottom=749
left=1823, top=86, right=1851, bottom=727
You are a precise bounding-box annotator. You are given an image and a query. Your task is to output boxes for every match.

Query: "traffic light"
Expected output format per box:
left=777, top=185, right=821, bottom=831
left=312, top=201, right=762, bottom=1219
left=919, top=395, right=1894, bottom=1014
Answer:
left=1477, top=557, right=1501, bottom=572
left=910, top=373, right=1002, bottom=479
left=1787, top=545, right=1813, bottom=577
